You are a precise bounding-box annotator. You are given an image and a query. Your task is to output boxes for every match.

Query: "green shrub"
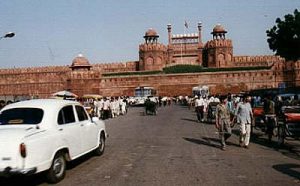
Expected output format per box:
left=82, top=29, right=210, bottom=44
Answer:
left=103, top=70, right=162, bottom=77
left=102, top=65, right=271, bottom=77
left=163, top=65, right=271, bottom=74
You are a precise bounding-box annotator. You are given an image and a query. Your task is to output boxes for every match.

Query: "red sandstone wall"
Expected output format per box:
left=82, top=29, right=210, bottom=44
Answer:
left=0, top=59, right=299, bottom=99
left=0, top=66, right=69, bottom=99
left=99, top=69, right=277, bottom=97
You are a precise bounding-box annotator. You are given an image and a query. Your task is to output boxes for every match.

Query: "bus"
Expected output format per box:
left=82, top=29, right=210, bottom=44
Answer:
left=192, top=85, right=209, bottom=97
left=135, top=86, right=156, bottom=97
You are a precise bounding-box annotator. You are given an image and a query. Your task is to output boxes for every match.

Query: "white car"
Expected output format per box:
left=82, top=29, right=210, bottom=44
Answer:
left=0, top=99, right=107, bottom=183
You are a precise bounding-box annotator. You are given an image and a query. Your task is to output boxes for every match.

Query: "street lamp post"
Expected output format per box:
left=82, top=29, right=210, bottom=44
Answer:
left=0, top=32, right=15, bottom=40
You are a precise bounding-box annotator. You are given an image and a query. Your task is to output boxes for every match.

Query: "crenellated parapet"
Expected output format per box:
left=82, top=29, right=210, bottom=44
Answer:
left=139, top=43, right=167, bottom=52
left=93, top=61, right=138, bottom=73
left=232, top=55, right=284, bottom=63
left=204, top=39, right=232, bottom=48
left=234, top=61, right=272, bottom=67
left=0, top=65, right=69, bottom=75
left=233, top=55, right=286, bottom=67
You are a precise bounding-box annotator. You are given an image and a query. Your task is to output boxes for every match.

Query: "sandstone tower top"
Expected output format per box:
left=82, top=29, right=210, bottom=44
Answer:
left=70, top=54, right=91, bottom=70
left=144, top=28, right=159, bottom=37
left=212, top=24, right=227, bottom=34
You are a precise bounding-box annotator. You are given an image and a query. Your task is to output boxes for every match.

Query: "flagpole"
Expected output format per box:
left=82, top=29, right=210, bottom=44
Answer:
left=182, top=20, right=188, bottom=64
left=181, top=23, right=183, bottom=64
left=181, top=21, right=186, bottom=64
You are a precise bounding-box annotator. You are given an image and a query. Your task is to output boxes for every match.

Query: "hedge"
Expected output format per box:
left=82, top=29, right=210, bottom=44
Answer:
left=163, top=65, right=271, bottom=73
left=102, top=65, right=271, bottom=77
left=102, top=70, right=162, bottom=77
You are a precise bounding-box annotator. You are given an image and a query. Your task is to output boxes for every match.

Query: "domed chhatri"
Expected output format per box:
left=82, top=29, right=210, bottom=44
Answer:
left=145, top=28, right=159, bottom=37
left=70, top=54, right=91, bottom=70
left=144, top=28, right=159, bottom=44
left=211, top=24, right=227, bottom=40
left=212, top=24, right=227, bottom=33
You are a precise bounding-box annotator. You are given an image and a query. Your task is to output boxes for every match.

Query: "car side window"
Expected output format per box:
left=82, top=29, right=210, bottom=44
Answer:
left=75, top=105, right=89, bottom=121
left=57, top=105, right=76, bottom=125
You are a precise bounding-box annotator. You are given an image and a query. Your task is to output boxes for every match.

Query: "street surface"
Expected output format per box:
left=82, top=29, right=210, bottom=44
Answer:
left=1, top=104, right=300, bottom=186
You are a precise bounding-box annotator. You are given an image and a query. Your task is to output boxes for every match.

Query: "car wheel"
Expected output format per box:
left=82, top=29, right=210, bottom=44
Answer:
left=95, top=133, right=105, bottom=156
left=277, top=126, right=285, bottom=146
left=46, top=152, right=66, bottom=183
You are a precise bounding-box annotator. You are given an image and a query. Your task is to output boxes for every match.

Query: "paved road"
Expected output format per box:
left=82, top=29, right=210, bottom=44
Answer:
left=1, top=104, right=300, bottom=185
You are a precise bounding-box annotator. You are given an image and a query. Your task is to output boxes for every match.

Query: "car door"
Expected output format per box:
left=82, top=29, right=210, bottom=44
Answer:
left=57, top=105, right=82, bottom=157
left=75, top=105, right=98, bottom=152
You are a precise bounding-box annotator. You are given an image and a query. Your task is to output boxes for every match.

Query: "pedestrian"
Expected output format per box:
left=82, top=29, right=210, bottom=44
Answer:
left=195, top=96, right=204, bottom=122
left=120, top=98, right=127, bottom=115
left=215, top=96, right=232, bottom=150
left=97, top=98, right=104, bottom=119
left=263, top=94, right=276, bottom=142
left=102, top=97, right=110, bottom=120
left=234, top=95, right=253, bottom=148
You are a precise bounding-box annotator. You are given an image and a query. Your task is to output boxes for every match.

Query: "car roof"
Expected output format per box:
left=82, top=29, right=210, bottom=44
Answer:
left=2, top=99, right=80, bottom=111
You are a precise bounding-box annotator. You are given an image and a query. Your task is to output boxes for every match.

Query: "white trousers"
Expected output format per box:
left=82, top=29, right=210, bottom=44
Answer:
left=239, top=123, right=251, bottom=146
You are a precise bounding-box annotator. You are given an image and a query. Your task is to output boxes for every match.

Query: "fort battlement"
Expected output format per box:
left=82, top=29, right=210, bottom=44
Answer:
left=233, top=55, right=284, bottom=63
left=139, top=43, right=167, bottom=51
left=0, top=65, right=69, bottom=75
left=93, top=61, right=138, bottom=73
left=205, top=39, right=232, bottom=48
left=232, top=55, right=285, bottom=67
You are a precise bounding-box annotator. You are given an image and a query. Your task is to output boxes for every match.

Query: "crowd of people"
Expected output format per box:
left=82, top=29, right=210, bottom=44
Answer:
left=81, top=97, right=129, bottom=120
left=187, top=94, right=253, bottom=151
left=183, top=93, right=300, bottom=151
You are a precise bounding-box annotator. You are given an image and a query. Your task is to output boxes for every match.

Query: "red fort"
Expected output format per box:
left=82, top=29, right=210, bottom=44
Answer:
left=0, top=23, right=299, bottom=100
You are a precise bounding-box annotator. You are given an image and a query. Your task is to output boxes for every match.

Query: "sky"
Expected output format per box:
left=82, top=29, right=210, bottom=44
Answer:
left=0, top=0, right=299, bottom=68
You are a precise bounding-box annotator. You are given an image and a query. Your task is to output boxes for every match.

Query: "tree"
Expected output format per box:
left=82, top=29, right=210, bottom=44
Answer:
left=266, top=9, right=300, bottom=61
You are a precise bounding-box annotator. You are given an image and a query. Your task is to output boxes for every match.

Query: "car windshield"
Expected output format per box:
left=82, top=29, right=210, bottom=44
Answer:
left=0, top=108, right=44, bottom=125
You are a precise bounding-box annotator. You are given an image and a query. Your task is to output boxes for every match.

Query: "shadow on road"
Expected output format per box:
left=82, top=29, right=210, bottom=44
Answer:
left=181, top=118, right=198, bottom=123
left=0, top=173, right=45, bottom=186
left=232, top=127, right=300, bottom=161
left=183, top=137, right=221, bottom=149
left=202, top=137, right=241, bottom=148
left=273, top=163, right=300, bottom=180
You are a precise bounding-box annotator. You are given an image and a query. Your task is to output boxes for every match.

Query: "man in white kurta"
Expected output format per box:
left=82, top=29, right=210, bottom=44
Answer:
left=235, top=96, right=253, bottom=148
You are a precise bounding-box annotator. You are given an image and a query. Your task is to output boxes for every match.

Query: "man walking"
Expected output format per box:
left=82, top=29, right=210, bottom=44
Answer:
left=215, top=96, right=232, bottom=150
left=263, top=95, right=276, bottom=142
left=234, top=96, right=253, bottom=148
left=195, top=96, right=204, bottom=122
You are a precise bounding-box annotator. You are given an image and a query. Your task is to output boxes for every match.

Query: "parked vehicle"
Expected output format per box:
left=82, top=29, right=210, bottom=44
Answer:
left=252, top=104, right=265, bottom=130
left=277, top=105, right=300, bottom=145
left=192, top=85, right=209, bottom=98
left=0, top=99, right=107, bottom=183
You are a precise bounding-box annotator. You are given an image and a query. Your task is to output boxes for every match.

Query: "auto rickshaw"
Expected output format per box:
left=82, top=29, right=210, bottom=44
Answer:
left=144, top=99, right=157, bottom=115
left=277, top=105, right=300, bottom=145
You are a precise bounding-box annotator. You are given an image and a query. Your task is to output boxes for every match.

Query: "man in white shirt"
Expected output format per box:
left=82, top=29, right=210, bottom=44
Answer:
left=195, top=96, right=205, bottom=122
left=234, top=96, right=253, bottom=148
